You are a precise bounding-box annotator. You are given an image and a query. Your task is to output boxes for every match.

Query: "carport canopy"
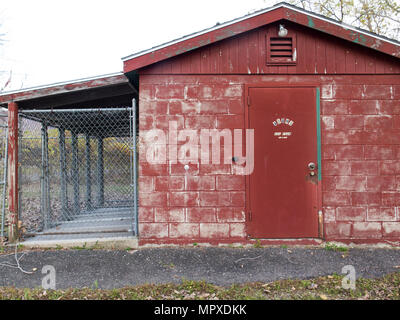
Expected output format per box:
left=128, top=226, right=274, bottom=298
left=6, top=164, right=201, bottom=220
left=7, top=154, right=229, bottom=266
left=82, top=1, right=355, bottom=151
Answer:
left=0, top=72, right=138, bottom=137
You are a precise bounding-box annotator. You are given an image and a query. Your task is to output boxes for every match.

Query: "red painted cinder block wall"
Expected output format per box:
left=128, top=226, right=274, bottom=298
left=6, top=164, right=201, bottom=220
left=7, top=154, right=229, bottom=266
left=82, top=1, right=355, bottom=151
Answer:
left=138, top=75, right=246, bottom=243
left=320, top=81, right=400, bottom=242
left=137, top=74, right=400, bottom=244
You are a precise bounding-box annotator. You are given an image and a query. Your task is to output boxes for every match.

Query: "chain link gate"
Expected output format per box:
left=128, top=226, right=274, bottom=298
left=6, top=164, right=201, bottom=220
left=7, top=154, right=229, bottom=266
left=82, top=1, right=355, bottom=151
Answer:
left=18, top=107, right=137, bottom=238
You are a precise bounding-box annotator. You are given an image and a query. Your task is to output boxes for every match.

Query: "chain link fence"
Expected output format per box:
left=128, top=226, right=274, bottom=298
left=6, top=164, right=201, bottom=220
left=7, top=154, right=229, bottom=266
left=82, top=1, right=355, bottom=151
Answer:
left=18, top=107, right=136, bottom=235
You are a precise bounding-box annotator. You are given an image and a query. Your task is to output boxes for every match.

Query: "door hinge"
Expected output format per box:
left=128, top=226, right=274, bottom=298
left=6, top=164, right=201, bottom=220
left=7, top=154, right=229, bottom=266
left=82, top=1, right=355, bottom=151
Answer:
left=247, top=96, right=251, bottom=106
left=248, top=211, right=252, bottom=221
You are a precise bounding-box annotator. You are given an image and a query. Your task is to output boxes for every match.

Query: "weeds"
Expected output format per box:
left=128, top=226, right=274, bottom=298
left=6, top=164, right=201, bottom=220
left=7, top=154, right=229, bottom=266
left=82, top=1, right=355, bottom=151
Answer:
left=0, top=272, right=399, bottom=300
left=324, top=242, right=349, bottom=252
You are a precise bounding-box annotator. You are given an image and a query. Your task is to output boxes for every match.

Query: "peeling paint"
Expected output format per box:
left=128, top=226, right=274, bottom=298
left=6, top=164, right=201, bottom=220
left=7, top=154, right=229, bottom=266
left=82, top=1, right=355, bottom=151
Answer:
left=307, top=16, right=315, bottom=28
left=371, top=40, right=382, bottom=49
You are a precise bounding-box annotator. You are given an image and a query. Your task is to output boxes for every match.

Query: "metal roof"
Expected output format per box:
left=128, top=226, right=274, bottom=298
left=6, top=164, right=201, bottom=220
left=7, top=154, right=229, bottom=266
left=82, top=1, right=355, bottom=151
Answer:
left=0, top=72, right=124, bottom=98
left=0, top=72, right=137, bottom=109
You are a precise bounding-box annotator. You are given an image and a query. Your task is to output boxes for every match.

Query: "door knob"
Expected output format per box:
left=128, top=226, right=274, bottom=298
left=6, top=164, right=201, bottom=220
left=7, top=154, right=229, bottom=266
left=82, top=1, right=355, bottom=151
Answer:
left=308, top=162, right=316, bottom=170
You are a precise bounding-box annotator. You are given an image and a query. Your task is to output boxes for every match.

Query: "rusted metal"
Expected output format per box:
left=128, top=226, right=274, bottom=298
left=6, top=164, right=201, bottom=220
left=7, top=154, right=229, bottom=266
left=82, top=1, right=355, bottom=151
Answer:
left=0, top=73, right=132, bottom=106
left=318, top=210, right=324, bottom=238
left=7, top=102, right=18, bottom=242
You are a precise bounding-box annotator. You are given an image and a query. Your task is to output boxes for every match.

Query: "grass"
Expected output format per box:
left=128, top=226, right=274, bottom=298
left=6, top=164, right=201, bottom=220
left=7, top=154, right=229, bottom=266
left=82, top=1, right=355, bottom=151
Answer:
left=253, top=239, right=262, bottom=248
left=324, top=242, right=349, bottom=252
left=0, top=273, right=399, bottom=300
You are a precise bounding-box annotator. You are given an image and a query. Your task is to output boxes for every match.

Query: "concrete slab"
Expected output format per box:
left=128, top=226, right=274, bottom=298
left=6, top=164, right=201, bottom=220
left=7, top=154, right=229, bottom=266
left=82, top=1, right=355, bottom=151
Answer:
left=21, top=234, right=138, bottom=249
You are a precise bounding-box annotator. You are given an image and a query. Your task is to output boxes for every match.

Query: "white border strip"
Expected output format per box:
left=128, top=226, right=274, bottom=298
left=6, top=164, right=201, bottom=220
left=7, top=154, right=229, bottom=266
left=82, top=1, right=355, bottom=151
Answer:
left=121, top=3, right=400, bottom=63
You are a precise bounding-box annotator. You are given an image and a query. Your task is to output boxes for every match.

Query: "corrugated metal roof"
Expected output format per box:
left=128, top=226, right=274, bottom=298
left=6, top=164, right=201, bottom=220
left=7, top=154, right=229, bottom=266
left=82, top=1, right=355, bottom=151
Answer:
left=0, top=72, right=124, bottom=97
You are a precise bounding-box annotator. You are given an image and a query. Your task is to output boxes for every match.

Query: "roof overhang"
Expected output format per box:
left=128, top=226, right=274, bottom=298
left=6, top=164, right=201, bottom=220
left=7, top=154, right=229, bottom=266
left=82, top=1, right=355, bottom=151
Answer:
left=0, top=72, right=137, bottom=110
left=122, top=2, right=400, bottom=73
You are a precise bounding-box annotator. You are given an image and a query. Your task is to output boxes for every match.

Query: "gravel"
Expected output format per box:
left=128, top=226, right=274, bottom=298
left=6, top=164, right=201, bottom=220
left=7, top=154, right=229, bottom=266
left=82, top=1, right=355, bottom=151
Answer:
left=1, top=247, right=400, bottom=289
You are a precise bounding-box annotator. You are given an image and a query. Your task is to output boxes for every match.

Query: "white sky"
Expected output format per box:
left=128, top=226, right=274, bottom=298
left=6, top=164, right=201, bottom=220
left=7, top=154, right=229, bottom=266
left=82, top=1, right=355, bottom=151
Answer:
left=0, top=0, right=277, bottom=90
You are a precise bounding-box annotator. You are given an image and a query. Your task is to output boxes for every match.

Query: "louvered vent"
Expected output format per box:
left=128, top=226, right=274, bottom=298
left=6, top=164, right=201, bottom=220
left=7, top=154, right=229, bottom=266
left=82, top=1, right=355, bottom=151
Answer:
left=270, top=37, right=292, bottom=58
left=266, top=33, right=297, bottom=65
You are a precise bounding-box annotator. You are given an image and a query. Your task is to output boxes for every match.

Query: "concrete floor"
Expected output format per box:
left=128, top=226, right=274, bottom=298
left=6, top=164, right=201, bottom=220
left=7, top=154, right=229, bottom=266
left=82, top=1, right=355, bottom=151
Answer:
left=22, top=207, right=136, bottom=248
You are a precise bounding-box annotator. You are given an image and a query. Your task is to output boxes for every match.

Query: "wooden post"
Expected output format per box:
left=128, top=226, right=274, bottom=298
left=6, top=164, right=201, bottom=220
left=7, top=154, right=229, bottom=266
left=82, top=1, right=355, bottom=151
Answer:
left=7, top=102, right=18, bottom=242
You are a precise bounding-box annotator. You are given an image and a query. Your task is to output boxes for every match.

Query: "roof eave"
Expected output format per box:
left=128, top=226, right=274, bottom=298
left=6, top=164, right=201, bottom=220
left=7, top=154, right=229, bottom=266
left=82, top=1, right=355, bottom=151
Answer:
left=0, top=72, right=131, bottom=106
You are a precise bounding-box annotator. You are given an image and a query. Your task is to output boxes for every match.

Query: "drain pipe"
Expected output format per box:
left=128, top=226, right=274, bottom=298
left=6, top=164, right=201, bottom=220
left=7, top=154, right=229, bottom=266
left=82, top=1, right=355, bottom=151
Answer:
left=132, top=98, right=139, bottom=237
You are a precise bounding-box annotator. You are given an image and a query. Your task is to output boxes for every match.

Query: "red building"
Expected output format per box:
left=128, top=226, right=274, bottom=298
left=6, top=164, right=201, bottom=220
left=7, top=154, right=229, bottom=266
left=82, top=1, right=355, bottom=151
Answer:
left=1, top=3, right=400, bottom=245
left=123, top=3, right=400, bottom=245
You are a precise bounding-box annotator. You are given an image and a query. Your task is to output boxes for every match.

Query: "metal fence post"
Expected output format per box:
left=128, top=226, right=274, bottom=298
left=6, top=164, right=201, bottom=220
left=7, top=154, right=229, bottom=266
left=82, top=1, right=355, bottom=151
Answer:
left=71, top=131, right=80, bottom=215
left=58, top=128, right=68, bottom=220
left=96, top=136, right=104, bottom=207
left=41, top=122, right=49, bottom=230
left=85, top=134, right=92, bottom=211
left=45, top=124, right=50, bottom=227
left=1, top=127, right=9, bottom=238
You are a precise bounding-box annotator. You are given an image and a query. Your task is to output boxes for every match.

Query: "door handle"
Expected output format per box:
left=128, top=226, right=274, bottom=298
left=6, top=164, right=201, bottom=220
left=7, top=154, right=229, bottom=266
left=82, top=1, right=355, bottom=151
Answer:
left=308, top=162, right=316, bottom=170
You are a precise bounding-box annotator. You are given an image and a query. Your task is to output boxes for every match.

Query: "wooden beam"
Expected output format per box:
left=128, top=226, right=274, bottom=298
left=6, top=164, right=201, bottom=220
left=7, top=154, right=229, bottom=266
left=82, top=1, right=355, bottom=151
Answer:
left=7, top=102, right=18, bottom=242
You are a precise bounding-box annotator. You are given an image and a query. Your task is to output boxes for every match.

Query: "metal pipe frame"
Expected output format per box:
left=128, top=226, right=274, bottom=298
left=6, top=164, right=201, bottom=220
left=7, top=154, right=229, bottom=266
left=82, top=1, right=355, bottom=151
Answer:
left=22, top=107, right=130, bottom=114
left=41, top=122, right=50, bottom=230
left=71, top=131, right=80, bottom=215
left=96, top=137, right=104, bottom=207
left=85, top=134, right=92, bottom=211
left=1, top=127, right=8, bottom=238
left=58, top=128, right=68, bottom=220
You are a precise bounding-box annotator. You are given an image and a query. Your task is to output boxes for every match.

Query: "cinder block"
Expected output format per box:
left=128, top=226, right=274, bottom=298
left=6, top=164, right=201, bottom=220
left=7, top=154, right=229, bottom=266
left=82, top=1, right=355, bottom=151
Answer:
left=155, top=208, right=185, bottom=222
left=230, top=223, right=246, bottom=238
left=217, top=208, right=246, bottom=222
left=367, top=207, right=396, bottom=221
left=336, top=207, right=366, bottom=221
left=352, top=222, right=382, bottom=238
left=324, top=222, right=351, bottom=238
left=216, top=176, right=245, bottom=190
left=382, top=222, right=400, bottom=238
left=139, top=223, right=169, bottom=238
left=169, top=192, right=199, bottom=207
left=187, top=208, right=216, bottom=222
left=200, top=223, right=230, bottom=238
left=169, top=223, right=200, bottom=238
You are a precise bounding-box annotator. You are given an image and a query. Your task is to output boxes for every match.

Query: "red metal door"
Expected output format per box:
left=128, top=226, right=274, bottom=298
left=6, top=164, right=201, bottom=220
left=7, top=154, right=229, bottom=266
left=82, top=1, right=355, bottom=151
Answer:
left=248, top=87, right=319, bottom=238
